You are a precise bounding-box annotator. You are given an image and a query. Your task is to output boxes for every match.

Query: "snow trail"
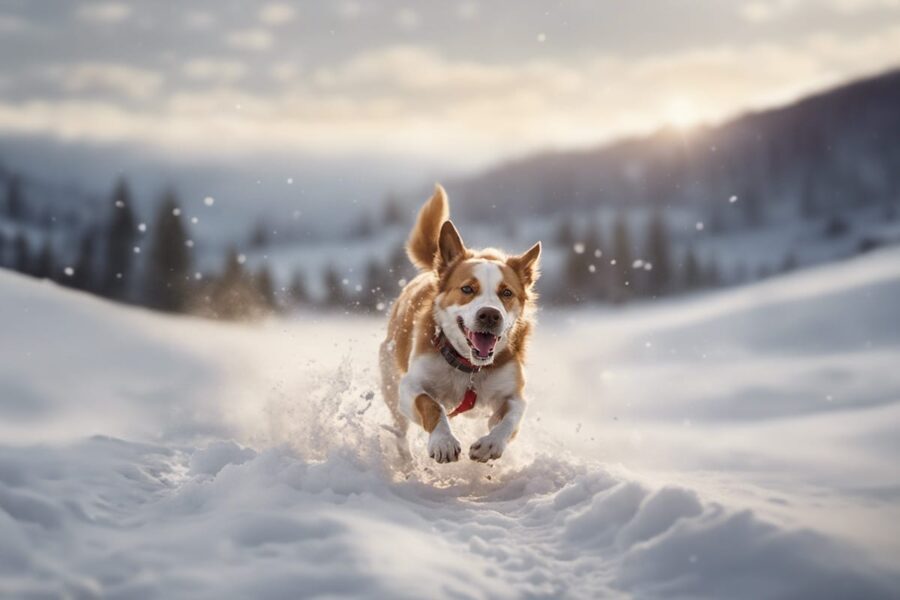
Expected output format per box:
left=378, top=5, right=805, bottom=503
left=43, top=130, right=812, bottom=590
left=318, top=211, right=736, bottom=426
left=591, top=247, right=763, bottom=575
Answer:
left=2, top=248, right=900, bottom=597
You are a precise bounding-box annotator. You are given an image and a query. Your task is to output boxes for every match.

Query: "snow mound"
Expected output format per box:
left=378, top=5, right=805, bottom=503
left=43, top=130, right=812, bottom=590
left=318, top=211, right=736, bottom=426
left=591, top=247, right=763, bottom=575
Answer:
left=1, top=249, right=900, bottom=597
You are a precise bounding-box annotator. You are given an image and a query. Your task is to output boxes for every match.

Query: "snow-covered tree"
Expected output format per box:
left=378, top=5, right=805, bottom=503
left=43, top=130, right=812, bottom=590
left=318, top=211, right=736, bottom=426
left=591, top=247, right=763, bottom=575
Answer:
left=145, top=191, right=191, bottom=312
left=103, top=179, right=137, bottom=299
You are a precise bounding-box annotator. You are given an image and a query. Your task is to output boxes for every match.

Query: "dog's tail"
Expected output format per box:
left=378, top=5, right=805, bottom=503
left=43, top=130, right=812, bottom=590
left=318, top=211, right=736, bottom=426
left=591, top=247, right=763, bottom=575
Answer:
left=406, top=184, right=449, bottom=271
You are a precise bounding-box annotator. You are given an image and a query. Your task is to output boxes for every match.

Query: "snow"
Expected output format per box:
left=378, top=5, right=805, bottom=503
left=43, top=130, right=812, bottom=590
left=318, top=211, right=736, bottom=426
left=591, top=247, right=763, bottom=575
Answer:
left=1, top=248, right=900, bottom=598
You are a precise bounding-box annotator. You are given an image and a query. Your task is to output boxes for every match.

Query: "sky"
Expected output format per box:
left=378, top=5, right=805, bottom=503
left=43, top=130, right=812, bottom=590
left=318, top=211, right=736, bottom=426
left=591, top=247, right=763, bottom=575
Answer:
left=1, top=0, right=900, bottom=172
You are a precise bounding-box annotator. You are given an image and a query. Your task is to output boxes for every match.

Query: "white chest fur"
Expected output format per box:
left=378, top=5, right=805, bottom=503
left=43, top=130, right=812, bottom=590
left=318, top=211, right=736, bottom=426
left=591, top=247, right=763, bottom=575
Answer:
left=400, top=353, right=518, bottom=420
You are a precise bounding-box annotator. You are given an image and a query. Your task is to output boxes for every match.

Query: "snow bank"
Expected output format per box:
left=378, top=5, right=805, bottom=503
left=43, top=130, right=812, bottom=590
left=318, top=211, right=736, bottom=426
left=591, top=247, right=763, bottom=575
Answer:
left=1, top=249, right=899, bottom=598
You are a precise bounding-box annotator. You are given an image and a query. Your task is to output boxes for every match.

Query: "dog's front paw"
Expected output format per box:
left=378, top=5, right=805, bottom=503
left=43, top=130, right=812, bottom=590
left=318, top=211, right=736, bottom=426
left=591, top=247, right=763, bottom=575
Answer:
left=469, top=434, right=507, bottom=462
left=428, top=429, right=461, bottom=463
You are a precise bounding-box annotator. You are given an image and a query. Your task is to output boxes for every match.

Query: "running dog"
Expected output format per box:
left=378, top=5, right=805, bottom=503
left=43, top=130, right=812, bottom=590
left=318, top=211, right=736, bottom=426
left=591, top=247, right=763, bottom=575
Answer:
left=380, top=184, right=541, bottom=463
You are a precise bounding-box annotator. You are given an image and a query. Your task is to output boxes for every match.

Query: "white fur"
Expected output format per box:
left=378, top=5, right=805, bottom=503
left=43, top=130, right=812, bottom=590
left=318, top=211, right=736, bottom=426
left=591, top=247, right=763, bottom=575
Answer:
left=398, top=352, right=524, bottom=463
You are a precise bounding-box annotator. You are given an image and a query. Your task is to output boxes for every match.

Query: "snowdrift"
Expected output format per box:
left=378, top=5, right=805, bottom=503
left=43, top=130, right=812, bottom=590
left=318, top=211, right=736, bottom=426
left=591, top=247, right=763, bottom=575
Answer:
left=1, top=249, right=899, bottom=598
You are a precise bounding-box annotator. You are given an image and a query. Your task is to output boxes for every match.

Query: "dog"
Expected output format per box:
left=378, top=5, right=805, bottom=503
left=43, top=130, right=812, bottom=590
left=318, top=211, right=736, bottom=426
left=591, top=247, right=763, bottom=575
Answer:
left=379, top=184, right=541, bottom=464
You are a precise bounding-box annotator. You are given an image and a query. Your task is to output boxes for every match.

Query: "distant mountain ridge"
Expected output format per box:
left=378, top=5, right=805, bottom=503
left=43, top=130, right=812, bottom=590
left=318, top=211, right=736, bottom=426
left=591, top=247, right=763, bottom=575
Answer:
left=448, top=68, right=900, bottom=222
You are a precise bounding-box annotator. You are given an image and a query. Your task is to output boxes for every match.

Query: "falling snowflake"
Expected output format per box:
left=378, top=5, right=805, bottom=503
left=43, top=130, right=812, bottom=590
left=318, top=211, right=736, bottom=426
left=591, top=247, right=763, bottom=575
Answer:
left=632, top=259, right=644, bottom=269
left=286, top=177, right=294, bottom=184
left=133, top=246, right=141, bottom=254
left=138, top=223, right=147, bottom=232
left=644, top=263, right=653, bottom=271
left=115, top=200, right=124, bottom=208
left=376, top=302, right=386, bottom=312
left=573, top=243, right=585, bottom=254
left=194, top=272, right=203, bottom=280
left=191, top=217, right=199, bottom=224
left=237, top=254, right=246, bottom=264
left=185, top=240, right=194, bottom=248
left=695, top=222, right=704, bottom=231
left=64, top=267, right=74, bottom=277
left=729, top=195, right=738, bottom=203
left=588, top=264, right=596, bottom=273
left=536, top=32, right=546, bottom=42
left=594, top=249, right=602, bottom=258
left=204, top=196, right=215, bottom=206
left=173, top=208, right=181, bottom=216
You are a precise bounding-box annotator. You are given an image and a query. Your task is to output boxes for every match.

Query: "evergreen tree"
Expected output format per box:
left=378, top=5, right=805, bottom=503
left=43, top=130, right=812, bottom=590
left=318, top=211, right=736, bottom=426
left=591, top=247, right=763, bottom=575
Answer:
left=69, top=232, right=95, bottom=291
left=780, top=252, right=798, bottom=273
left=683, top=246, right=701, bottom=290
left=555, top=217, right=575, bottom=247
left=211, top=248, right=253, bottom=319
left=33, top=238, right=55, bottom=280
left=703, top=259, right=721, bottom=288
left=5, top=174, right=24, bottom=221
left=563, top=221, right=602, bottom=303
left=382, top=195, right=405, bottom=227
left=254, top=265, right=276, bottom=311
left=322, top=264, right=345, bottom=308
left=145, top=191, right=191, bottom=312
left=12, top=232, right=30, bottom=274
left=103, top=178, right=137, bottom=299
left=362, top=258, right=388, bottom=311
left=644, top=210, right=672, bottom=297
left=288, top=270, right=309, bottom=306
left=0, top=230, right=6, bottom=267
left=610, top=214, right=633, bottom=302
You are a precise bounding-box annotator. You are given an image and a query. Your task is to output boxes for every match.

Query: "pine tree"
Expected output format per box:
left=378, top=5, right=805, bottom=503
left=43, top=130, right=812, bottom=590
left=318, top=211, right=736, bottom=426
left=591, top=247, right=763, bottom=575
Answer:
left=362, top=258, right=387, bottom=311
left=610, top=214, right=633, bottom=302
left=103, top=178, right=137, bottom=299
left=322, top=264, right=345, bottom=308
left=644, top=210, right=672, bottom=297
left=254, top=265, right=276, bottom=311
left=683, top=246, right=701, bottom=290
left=382, top=194, right=405, bottom=227
left=12, top=232, right=30, bottom=274
left=288, top=270, right=309, bottom=306
left=33, top=238, right=55, bottom=280
left=5, top=174, right=24, bottom=221
left=69, top=232, right=95, bottom=291
left=145, top=191, right=191, bottom=312
left=555, top=218, right=575, bottom=247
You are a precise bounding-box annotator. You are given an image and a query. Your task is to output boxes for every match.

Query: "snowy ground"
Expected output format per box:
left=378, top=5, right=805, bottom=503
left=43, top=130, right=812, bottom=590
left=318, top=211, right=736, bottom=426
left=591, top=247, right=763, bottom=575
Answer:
left=1, top=248, right=899, bottom=599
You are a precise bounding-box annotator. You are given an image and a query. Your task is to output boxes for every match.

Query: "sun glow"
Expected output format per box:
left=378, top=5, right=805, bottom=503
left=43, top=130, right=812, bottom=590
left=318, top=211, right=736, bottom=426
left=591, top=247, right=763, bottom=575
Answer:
left=664, top=97, right=703, bottom=130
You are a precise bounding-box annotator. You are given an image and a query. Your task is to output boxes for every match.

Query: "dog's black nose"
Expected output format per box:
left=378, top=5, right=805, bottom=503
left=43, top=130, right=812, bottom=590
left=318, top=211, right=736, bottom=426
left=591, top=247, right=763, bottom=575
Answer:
left=476, top=307, right=502, bottom=328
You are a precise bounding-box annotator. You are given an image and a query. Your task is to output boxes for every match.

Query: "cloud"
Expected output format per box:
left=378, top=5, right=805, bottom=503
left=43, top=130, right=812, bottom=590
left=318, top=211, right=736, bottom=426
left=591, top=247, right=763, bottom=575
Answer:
left=226, top=29, right=274, bottom=51
left=184, top=11, right=215, bottom=31
left=259, top=3, right=296, bottom=26
left=76, top=3, right=132, bottom=24
left=58, top=63, right=162, bottom=100
left=183, top=59, right=246, bottom=83
left=337, top=2, right=363, bottom=20
left=0, top=14, right=29, bottom=33
left=394, top=9, right=420, bottom=30
left=2, top=25, right=900, bottom=167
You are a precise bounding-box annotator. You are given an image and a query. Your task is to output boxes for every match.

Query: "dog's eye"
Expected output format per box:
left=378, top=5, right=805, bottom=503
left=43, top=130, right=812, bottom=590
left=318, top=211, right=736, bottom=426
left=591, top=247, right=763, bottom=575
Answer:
left=501, top=288, right=513, bottom=298
left=461, top=285, right=474, bottom=294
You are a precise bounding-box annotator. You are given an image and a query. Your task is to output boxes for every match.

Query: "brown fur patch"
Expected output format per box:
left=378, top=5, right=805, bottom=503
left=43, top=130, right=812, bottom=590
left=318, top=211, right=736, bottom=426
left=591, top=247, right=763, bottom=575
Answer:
left=406, top=184, right=449, bottom=271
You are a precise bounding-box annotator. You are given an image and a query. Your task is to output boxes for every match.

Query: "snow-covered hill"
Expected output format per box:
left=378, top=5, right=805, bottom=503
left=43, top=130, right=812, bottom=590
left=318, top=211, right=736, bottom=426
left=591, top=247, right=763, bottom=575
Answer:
left=1, top=248, right=899, bottom=598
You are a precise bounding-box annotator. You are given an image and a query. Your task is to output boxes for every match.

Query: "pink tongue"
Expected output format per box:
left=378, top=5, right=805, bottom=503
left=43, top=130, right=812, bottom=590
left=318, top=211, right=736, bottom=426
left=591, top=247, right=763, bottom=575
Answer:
left=468, top=331, right=497, bottom=357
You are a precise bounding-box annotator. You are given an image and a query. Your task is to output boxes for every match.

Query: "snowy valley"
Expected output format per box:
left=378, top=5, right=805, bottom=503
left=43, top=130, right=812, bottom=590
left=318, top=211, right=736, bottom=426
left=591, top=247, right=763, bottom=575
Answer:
left=1, top=247, right=898, bottom=598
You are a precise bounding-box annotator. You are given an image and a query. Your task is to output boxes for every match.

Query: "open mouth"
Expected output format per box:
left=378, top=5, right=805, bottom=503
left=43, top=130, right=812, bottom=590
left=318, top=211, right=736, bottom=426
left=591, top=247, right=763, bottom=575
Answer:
left=457, top=317, right=499, bottom=360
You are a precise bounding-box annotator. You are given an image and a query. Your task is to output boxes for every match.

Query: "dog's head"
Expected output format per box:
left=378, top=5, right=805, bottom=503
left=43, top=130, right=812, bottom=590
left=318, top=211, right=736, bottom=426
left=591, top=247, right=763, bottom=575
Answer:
left=434, top=222, right=541, bottom=366
left=407, top=185, right=541, bottom=367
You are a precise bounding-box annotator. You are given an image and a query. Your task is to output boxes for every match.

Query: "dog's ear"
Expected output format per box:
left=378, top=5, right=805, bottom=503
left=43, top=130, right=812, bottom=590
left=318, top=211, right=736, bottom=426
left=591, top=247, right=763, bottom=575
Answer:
left=508, top=241, right=541, bottom=288
left=437, top=220, right=466, bottom=270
